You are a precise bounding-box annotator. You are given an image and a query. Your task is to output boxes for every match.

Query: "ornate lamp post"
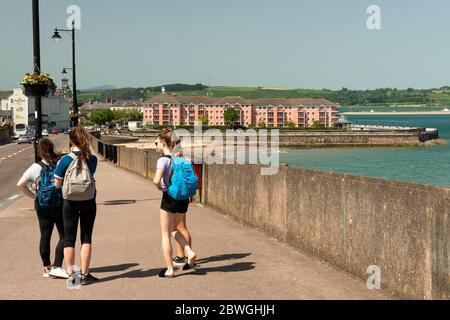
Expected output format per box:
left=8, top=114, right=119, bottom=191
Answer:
left=52, top=20, right=79, bottom=127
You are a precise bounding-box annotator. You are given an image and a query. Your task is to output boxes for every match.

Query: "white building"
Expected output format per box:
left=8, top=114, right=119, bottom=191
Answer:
left=1, top=99, right=10, bottom=111
left=128, top=121, right=143, bottom=131
left=6, top=88, right=70, bottom=137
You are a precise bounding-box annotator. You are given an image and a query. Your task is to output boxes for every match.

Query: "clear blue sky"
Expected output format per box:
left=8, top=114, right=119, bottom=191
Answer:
left=1, top=0, right=449, bottom=90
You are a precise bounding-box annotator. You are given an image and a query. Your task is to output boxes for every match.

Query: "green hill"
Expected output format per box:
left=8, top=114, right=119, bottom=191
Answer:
left=78, top=84, right=450, bottom=107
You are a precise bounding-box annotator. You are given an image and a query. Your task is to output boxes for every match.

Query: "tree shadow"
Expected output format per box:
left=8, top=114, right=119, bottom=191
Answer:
left=90, top=263, right=139, bottom=273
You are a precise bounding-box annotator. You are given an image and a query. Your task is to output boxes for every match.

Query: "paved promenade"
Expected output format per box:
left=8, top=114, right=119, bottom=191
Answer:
left=0, top=159, right=389, bottom=300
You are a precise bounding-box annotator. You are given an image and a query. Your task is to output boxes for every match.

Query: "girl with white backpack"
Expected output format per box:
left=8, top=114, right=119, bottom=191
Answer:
left=54, top=127, right=99, bottom=285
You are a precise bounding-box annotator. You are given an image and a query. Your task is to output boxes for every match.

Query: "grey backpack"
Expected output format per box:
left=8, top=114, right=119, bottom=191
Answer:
left=62, top=153, right=96, bottom=201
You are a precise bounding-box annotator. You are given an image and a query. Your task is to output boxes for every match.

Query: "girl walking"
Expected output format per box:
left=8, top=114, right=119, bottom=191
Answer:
left=153, top=128, right=197, bottom=278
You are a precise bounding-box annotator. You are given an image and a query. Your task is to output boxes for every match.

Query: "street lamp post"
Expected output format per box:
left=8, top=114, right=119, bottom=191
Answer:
left=32, top=0, right=42, bottom=162
left=52, top=20, right=78, bottom=127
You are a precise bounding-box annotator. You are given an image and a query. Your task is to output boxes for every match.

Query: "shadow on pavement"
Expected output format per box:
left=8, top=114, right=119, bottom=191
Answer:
left=90, top=263, right=139, bottom=273
left=98, top=268, right=163, bottom=283
left=179, top=262, right=256, bottom=277
left=97, top=198, right=161, bottom=205
left=95, top=253, right=254, bottom=283
left=196, top=253, right=252, bottom=265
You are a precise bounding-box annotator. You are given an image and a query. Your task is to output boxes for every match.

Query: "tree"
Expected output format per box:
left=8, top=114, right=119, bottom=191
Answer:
left=111, top=109, right=143, bottom=124
left=90, top=109, right=114, bottom=125
left=224, top=108, right=238, bottom=126
left=311, top=120, right=325, bottom=129
left=258, top=120, right=266, bottom=128
left=285, top=121, right=296, bottom=128
left=197, top=115, right=209, bottom=126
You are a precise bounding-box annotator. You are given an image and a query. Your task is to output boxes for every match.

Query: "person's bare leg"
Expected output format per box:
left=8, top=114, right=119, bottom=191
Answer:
left=80, top=244, right=92, bottom=275
left=160, top=210, right=175, bottom=276
left=175, top=214, right=191, bottom=257
left=171, top=216, right=196, bottom=267
left=64, top=247, right=75, bottom=274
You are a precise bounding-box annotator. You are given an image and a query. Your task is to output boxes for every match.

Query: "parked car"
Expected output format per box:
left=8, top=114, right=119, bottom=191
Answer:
left=17, top=134, right=32, bottom=144
left=42, top=129, right=49, bottom=136
left=51, top=128, right=59, bottom=135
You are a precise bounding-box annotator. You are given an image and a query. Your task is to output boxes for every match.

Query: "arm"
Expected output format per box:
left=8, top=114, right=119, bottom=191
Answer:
left=54, top=155, right=68, bottom=188
left=153, top=168, right=164, bottom=190
left=16, top=177, right=35, bottom=200
left=54, top=178, right=63, bottom=188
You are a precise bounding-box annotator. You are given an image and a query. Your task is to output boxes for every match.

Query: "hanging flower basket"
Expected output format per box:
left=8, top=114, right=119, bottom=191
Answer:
left=20, top=73, right=57, bottom=97
left=23, top=83, right=50, bottom=97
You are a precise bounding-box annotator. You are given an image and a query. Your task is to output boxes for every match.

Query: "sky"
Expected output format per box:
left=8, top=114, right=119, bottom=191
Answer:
left=1, top=0, right=450, bottom=91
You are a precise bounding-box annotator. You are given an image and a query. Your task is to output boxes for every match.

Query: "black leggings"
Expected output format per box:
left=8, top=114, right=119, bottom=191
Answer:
left=35, top=201, right=64, bottom=267
left=63, top=199, right=97, bottom=248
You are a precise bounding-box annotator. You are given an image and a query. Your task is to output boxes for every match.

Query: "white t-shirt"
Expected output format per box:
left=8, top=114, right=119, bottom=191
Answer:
left=18, top=160, right=50, bottom=186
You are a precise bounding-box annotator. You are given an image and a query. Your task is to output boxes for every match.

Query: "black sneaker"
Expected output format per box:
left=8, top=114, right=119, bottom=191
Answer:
left=173, top=256, right=187, bottom=269
left=81, top=273, right=99, bottom=285
left=173, top=256, right=187, bottom=263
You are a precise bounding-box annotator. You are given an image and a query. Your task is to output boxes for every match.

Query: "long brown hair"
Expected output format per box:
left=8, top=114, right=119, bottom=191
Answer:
left=38, top=138, right=60, bottom=165
left=69, top=126, right=92, bottom=163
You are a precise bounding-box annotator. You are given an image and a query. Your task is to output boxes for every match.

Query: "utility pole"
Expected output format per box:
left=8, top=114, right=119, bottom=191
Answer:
left=32, top=0, right=42, bottom=162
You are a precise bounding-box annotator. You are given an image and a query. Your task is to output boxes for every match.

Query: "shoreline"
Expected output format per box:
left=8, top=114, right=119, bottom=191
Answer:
left=343, top=111, right=450, bottom=115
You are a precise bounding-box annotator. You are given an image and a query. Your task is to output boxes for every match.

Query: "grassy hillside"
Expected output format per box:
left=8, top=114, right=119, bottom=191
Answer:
left=78, top=85, right=450, bottom=106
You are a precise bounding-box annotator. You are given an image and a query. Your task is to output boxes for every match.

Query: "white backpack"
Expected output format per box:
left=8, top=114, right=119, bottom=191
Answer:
left=62, top=153, right=96, bottom=201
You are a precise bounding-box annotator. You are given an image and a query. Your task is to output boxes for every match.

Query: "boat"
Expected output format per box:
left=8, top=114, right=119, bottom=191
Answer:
left=442, top=108, right=449, bottom=112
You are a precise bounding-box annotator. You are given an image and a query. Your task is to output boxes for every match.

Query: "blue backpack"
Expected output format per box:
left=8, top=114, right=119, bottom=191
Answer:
left=164, top=155, right=198, bottom=200
left=37, top=162, right=63, bottom=208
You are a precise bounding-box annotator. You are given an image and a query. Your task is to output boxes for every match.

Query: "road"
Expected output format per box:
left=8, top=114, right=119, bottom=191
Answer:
left=0, top=134, right=68, bottom=210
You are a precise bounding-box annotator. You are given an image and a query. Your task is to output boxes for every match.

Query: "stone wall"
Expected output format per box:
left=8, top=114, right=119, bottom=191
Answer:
left=203, top=164, right=449, bottom=300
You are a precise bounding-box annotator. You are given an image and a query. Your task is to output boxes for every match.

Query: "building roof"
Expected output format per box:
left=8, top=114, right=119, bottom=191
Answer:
left=80, top=102, right=113, bottom=111
left=144, top=94, right=338, bottom=108
left=0, top=91, right=12, bottom=100
left=144, top=93, right=182, bottom=105
left=112, top=99, right=144, bottom=108
left=335, top=115, right=352, bottom=124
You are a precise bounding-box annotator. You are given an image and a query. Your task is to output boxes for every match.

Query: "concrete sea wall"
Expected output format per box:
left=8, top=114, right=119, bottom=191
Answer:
left=202, top=164, right=449, bottom=300
left=125, top=130, right=441, bottom=147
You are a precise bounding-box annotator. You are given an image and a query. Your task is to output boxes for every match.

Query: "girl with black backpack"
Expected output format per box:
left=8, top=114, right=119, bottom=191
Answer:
left=17, top=138, right=69, bottom=279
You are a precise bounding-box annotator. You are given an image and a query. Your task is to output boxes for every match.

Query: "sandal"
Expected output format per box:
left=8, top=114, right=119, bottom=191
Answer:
left=158, top=268, right=175, bottom=278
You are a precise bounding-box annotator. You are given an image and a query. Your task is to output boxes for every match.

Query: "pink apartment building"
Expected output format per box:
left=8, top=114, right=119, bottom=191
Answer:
left=143, top=93, right=340, bottom=128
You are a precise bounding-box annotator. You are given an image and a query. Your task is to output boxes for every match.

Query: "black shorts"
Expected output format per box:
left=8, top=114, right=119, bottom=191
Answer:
left=160, top=192, right=189, bottom=214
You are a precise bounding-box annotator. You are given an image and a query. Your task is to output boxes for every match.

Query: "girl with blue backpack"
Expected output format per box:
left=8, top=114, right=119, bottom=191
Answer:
left=153, top=128, right=198, bottom=278
left=17, top=138, right=68, bottom=279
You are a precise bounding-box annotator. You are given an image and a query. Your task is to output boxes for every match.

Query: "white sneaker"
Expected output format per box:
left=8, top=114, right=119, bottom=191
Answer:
left=49, top=267, right=70, bottom=279
left=43, top=267, right=51, bottom=278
